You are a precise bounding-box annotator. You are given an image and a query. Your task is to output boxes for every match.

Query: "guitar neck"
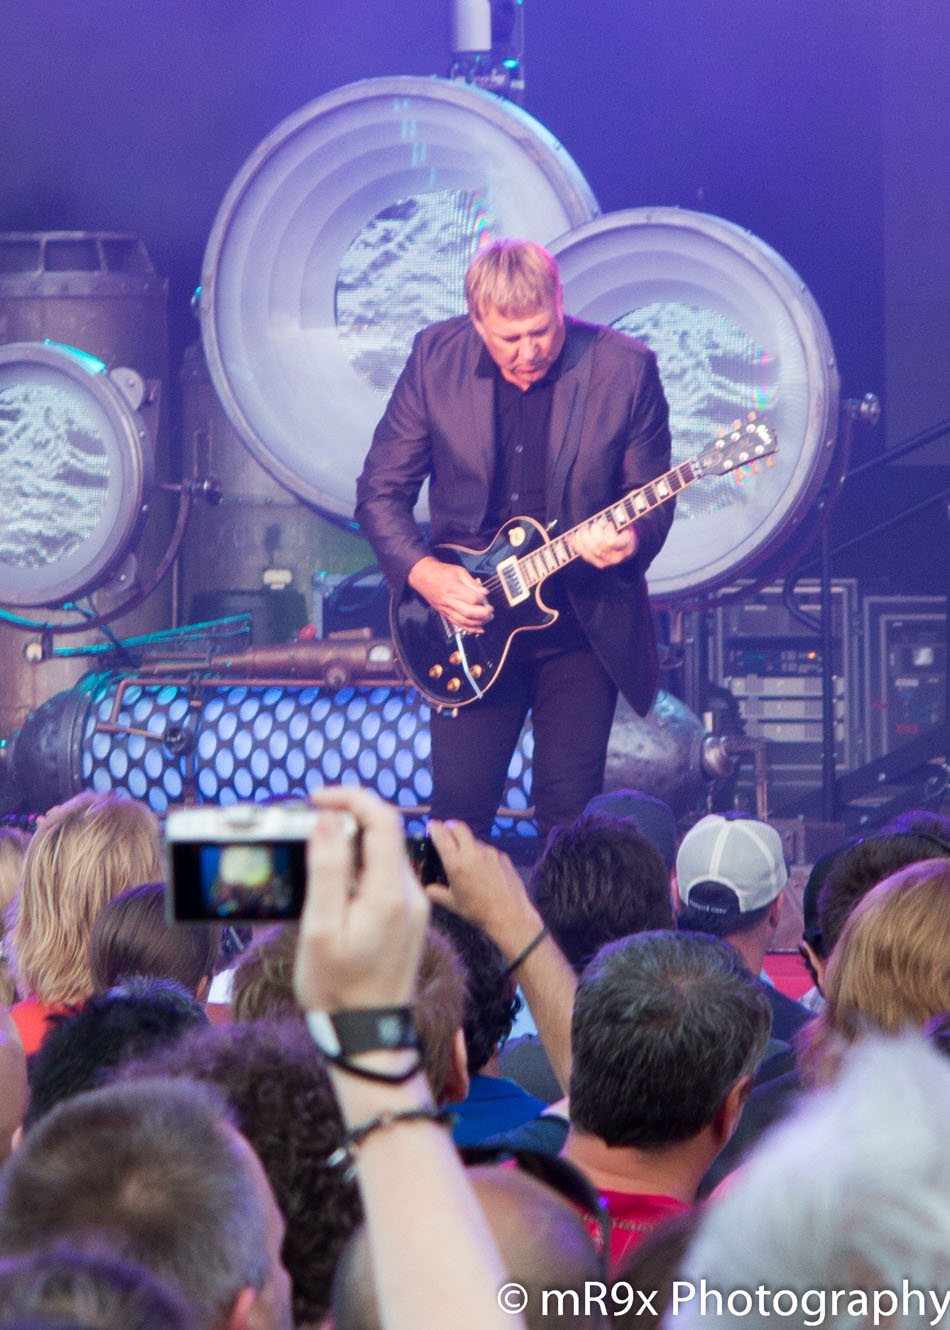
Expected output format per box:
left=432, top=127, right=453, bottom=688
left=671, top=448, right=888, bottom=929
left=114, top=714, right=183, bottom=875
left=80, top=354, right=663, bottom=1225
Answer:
left=518, top=457, right=701, bottom=589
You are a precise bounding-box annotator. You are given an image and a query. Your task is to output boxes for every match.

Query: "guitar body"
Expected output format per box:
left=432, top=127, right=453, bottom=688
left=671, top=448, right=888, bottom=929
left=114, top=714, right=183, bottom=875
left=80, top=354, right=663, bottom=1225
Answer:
left=390, top=416, right=778, bottom=710
left=391, top=516, right=557, bottom=708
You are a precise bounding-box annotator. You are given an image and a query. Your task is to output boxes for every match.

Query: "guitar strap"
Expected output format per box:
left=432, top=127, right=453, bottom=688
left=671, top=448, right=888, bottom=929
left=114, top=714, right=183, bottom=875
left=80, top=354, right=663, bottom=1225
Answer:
left=546, top=323, right=598, bottom=528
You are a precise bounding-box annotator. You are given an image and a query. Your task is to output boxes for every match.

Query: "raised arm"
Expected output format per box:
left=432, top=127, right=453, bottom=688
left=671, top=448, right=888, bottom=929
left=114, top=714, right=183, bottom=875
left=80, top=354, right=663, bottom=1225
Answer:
left=294, top=787, right=524, bottom=1330
left=427, top=819, right=577, bottom=1095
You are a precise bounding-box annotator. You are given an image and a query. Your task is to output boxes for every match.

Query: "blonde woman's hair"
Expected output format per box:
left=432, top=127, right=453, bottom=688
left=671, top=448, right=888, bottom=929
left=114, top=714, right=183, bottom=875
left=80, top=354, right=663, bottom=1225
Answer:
left=465, top=239, right=562, bottom=321
left=7, top=793, right=163, bottom=1007
left=0, top=827, right=31, bottom=1007
left=798, top=857, right=950, bottom=1085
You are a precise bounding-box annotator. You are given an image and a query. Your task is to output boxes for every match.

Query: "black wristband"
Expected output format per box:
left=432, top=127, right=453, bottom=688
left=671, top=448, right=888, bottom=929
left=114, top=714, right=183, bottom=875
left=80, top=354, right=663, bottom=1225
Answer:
left=500, top=924, right=550, bottom=978
left=307, top=1006, right=418, bottom=1058
left=327, top=1049, right=425, bottom=1085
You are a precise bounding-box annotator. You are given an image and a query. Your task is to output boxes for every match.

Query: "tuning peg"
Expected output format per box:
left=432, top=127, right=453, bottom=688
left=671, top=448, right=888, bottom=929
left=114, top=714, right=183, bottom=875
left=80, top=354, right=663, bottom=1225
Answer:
left=766, top=456, right=776, bottom=467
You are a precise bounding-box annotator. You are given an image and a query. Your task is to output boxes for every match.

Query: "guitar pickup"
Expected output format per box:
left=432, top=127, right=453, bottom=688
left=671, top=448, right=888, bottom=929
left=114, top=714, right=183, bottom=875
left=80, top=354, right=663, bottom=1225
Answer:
left=497, top=556, right=529, bottom=606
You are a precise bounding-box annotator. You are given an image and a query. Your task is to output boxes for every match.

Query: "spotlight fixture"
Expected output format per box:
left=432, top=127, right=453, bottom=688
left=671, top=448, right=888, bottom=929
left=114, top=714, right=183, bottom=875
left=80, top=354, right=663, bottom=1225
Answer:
left=0, top=340, right=155, bottom=608
left=551, top=208, right=841, bottom=598
left=199, top=75, right=597, bottom=522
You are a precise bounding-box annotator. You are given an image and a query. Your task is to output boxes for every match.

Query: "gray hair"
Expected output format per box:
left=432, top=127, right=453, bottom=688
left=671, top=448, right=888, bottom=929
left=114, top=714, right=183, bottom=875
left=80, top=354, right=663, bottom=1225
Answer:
left=666, top=1032, right=950, bottom=1329
left=0, top=1077, right=271, bottom=1325
left=464, top=239, right=562, bottom=320
left=570, top=931, right=771, bottom=1148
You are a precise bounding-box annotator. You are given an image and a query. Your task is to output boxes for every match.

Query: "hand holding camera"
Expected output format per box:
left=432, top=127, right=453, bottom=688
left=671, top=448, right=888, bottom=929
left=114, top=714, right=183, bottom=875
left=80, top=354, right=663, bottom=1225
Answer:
left=292, top=786, right=429, bottom=1017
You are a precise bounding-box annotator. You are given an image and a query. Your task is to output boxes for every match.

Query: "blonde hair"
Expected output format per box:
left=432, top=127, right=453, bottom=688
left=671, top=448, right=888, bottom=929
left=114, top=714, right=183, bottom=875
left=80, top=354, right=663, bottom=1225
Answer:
left=7, top=793, right=163, bottom=1006
left=0, top=828, right=30, bottom=1007
left=465, top=239, right=562, bottom=321
left=798, top=858, right=950, bottom=1085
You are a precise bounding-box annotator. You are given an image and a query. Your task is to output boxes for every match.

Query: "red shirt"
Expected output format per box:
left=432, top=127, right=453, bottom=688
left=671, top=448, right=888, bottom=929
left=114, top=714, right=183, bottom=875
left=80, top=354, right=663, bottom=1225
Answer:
left=591, top=1189, right=692, bottom=1267
left=10, top=997, right=74, bottom=1054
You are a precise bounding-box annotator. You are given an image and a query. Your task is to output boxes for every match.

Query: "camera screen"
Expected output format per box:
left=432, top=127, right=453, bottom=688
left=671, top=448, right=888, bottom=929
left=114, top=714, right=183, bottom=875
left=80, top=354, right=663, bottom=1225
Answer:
left=169, top=839, right=307, bottom=923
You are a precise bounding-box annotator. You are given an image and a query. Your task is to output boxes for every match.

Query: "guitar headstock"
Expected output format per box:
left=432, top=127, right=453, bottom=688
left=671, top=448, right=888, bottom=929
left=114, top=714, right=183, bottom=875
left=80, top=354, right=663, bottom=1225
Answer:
left=695, top=415, right=778, bottom=477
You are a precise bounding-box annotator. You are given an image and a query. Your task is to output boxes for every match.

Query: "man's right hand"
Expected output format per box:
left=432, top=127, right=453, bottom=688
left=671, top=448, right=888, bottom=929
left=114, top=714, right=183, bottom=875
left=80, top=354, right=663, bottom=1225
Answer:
left=407, top=556, right=493, bottom=632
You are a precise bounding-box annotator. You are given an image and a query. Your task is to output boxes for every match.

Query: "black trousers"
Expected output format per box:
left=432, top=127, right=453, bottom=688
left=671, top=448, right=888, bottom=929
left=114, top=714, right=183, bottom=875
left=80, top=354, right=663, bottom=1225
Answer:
left=428, top=631, right=618, bottom=853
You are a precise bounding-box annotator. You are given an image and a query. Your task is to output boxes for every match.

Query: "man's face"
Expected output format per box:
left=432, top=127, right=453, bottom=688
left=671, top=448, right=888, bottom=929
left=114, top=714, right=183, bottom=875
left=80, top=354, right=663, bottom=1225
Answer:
left=472, top=295, right=566, bottom=390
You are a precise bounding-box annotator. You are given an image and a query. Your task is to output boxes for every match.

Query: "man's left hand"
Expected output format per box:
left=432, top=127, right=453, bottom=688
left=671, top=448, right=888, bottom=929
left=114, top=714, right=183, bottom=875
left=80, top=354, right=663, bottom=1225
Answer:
left=572, top=517, right=638, bottom=569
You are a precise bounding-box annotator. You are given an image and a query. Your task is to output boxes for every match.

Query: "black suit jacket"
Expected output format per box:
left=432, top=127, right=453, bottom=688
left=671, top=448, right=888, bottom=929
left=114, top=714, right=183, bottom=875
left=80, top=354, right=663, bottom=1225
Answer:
left=356, top=315, right=673, bottom=715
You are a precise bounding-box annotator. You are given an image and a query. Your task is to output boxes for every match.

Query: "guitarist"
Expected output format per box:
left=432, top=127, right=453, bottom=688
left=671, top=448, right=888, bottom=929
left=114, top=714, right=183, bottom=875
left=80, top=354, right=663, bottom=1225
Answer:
left=356, top=239, right=674, bottom=851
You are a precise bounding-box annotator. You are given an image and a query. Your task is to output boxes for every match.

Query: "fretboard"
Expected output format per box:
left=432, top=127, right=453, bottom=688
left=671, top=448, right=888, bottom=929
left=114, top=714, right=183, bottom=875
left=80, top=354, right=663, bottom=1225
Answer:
left=516, top=458, right=700, bottom=590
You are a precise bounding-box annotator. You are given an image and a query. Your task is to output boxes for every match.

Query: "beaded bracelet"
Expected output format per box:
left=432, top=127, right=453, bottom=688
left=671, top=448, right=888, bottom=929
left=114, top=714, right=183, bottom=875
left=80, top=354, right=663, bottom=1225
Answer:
left=328, top=1106, right=455, bottom=1178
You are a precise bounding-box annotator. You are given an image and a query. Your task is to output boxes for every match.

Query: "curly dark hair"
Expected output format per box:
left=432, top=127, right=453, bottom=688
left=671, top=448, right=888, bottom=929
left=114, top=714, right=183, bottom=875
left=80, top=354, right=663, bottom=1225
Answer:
left=118, top=1018, right=362, bottom=1326
left=430, top=904, right=519, bottom=1074
left=25, top=978, right=209, bottom=1129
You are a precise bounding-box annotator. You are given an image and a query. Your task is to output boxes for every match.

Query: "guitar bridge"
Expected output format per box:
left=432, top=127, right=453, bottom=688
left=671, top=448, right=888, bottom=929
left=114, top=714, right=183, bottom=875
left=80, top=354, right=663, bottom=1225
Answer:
left=497, top=556, right=529, bottom=606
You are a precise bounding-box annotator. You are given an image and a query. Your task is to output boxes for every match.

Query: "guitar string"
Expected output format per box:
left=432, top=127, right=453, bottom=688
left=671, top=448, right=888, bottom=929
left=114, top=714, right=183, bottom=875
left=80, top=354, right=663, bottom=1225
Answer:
left=438, top=434, right=766, bottom=622
left=423, top=427, right=772, bottom=665
left=472, top=483, right=673, bottom=598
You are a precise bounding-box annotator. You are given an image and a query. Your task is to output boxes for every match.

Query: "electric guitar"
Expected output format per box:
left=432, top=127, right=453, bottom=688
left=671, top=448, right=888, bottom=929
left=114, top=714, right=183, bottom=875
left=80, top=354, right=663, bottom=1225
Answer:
left=391, top=415, right=778, bottom=709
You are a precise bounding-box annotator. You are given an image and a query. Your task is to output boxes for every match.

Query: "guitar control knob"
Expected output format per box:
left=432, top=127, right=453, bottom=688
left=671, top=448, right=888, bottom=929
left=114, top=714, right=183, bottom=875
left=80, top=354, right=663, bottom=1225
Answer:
left=448, top=651, right=461, bottom=666
left=470, top=664, right=483, bottom=678
left=428, top=664, right=444, bottom=679
left=446, top=678, right=461, bottom=693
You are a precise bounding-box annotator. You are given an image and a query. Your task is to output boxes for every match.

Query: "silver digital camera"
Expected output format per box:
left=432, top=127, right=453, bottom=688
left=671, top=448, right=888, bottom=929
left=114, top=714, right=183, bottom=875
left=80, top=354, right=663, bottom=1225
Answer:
left=165, top=800, right=322, bottom=923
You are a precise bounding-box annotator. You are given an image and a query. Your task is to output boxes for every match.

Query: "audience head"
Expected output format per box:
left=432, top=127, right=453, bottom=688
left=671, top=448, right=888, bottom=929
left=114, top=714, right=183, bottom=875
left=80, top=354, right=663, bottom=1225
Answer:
left=0, top=1246, right=199, bottom=1330
left=668, top=1033, right=950, bottom=1329
left=230, top=919, right=465, bottom=1102
left=674, top=814, right=787, bottom=940
left=230, top=924, right=300, bottom=1022
left=412, top=925, right=469, bottom=1101
left=815, top=820, right=950, bottom=962
left=0, top=1076, right=291, bottom=1330
left=798, top=858, right=950, bottom=1086
left=120, top=1019, right=361, bottom=1328
left=531, top=814, right=674, bottom=972
left=798, top=845, right=843, bottom=986
left=333, top=1163, right=604, bottom=1330
left=611, top=1210, right=702, bottom=1330
left=7, top=793, right=163, bottom=1007
left=431, top=904, right=519, bottom=1076
left=0, top=827, right=30, bottom=1007
left=89, top=882, right=217, bottom=998
left=25, top=978, right=208, bottom=1130
left=0, top=1010, right=26, bottom=1168
left=583, top=788, right=678, bottom=871
left=878, top=807, right=950, bottom=845
left=570, top=931, right=771, bottom=1149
